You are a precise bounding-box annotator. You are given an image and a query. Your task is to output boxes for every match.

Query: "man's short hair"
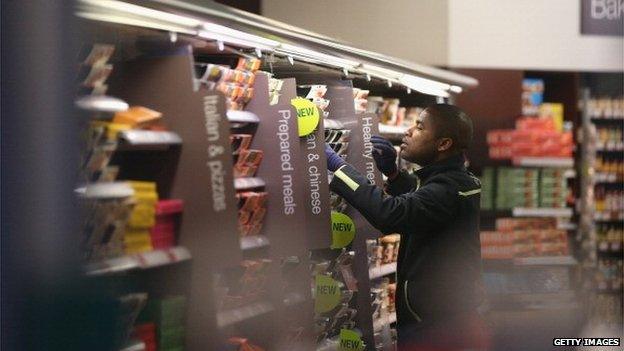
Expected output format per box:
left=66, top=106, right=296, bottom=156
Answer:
left=425, top=104, right=473, bottom=151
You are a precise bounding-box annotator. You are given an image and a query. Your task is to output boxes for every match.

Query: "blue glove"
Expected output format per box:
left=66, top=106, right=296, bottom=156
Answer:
left=326, top=143, right=346, bottom=172
left=371, top=135, right=398, bottom=177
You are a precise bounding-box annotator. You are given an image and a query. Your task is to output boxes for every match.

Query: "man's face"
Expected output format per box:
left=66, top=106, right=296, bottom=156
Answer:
left=399, top=111, right=438, bottom=166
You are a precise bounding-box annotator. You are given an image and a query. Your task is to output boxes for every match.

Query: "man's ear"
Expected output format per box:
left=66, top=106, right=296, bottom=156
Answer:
left=437, top=137, right=453, bottom=152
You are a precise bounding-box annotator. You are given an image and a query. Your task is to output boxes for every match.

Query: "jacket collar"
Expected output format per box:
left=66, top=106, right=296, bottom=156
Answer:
left=414, top=153, right=466, bottom=181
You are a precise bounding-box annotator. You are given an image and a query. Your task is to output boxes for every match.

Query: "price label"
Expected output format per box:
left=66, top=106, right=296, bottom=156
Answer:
left=331, top=211, right=355, bottom=249
left=314, top=275, right=341, bottom=313
left=339, top=329, right=364, bottom=351
left=291, top=97, right=320, bottom=137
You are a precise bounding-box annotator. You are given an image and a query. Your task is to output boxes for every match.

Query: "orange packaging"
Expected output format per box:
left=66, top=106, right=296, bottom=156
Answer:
left=487, top=129, right=514, bottom=146
left=511, top=142, right=539, bottom=157
left=113, top=106, right=162, bottom=128
left=515, top=116, right=556, bottom=131
left=489, top=146, right=513, bottom=159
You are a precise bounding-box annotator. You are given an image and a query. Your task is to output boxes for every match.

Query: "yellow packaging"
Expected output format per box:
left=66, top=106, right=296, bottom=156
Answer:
left=133, top=191, right=158, bottom=203
left=128, top=181, right=157, bottom=193
left=124, top=231, right=152, bottom=245
left=539, top=103, right=564, bottom=132
left=124, top=244, right=153, bottom=255
left=128, top=206, right=156, bottom=228
left=106, top=123, right=132, bottom=140
left=113, top=106, right=162, bottom=127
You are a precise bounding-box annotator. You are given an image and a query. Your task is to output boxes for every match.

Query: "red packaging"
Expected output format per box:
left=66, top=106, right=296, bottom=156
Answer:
left=487, top=129, right=514, bottom=146
left=155, top=199, right=184, bottom=215
left=515, top=117, right=555, bottom=131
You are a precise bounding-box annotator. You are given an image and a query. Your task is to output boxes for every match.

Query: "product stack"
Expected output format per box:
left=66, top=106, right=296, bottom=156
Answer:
left=367, top=234, right=400, bottom=269
left=124, top=181, right=159, bottom=254
left=194, top=58, right=260, bottom=110
left=481, top=218, right=569, bottom=260
left=586, top=96, right=624, bottom=120
left=490, top=79, right=573, bottom=161
left=151, top=200, right=184, bottom=250
left=353, top=88, right=369, bottom=114
left=372, top=97, right=423, bottom=128
left=487, top=116, right=573, bottom=160
left=580, top=90, right=624, bottom=329
left=479, top=78, right=579, bottom=312
left=117, top=293, right=149, bottom=350
left=494, top=168, right=539, bottom=209
left=137, top=295, right=188, bottom=351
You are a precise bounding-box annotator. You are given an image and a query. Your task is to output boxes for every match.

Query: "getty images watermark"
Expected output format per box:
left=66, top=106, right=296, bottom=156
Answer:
left=553, top=338, right=621, bottom=347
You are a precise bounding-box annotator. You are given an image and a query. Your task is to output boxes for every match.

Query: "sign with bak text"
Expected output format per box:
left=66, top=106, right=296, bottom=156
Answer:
left=581, top=0, right=624, bottom=36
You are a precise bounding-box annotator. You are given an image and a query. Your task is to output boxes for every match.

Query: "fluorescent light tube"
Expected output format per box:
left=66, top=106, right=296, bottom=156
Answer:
left=278, top=43, right=359, bottom=68
left=80, top=0, right=202, bottom=27
left=197, top=30, right=275, bottom=51
left=202, top=22, right=279, bottom=48
left=76, top=11, right=197, bottom=35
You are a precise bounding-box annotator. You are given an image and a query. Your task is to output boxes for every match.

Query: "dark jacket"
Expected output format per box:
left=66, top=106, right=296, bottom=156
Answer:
left=330, top=154, right=483, bottom=327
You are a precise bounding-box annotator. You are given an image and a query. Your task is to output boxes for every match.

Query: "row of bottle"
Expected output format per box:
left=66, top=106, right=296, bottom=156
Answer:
left=596, top=127, right=623, bottom=145
left=597, top=225, right=624, bottom=243
left=585, top=97, right=624, bottom=119
left=594, top=155, right=624, bottom=177
left=594, top=187, right=624, bottom=213
left=595, top=259, right=623, bottom=292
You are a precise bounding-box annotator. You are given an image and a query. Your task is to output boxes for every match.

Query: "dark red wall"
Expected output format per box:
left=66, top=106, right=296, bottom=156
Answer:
left=453, top=69, right=524, bottom=174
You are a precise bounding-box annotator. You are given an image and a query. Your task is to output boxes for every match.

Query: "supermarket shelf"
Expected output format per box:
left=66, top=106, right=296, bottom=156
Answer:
left=118, top=130, right=182, bottom=148
left=598, top=241, right=623, bottom=253
left=594, top=172, right=621, bottom=183
left=240, top=235, right=270, bottom=250
left=512, top=157, right=574, bottom=168
left=75, top=182, right=134, bottom=199
left=373, top=312, right=397, bottom=331
left=591, top=116, right=624, bottom=121
left=369, top=262, right=397, bottom=280
left=512, top=207, right=573, bottom=218
left=594, top=212, right=624, bottom=221
left=234, top=177, right=265, bottom=190
left=557, top=221, right=578, bottom=230
left=216, top=300, right=274, bottom=328
left=85, top=246, right=192, bottom=276
left=324, top=118, right=344, bottom=130
left=227, top=110, right=259, bottom=124
left=75, top=94, right=129, bottom=113
left=120, top=339, right=146, bottom=351
left=512, top=256, right=577, bottom=266
left=596, top=142, right=624, bottom=152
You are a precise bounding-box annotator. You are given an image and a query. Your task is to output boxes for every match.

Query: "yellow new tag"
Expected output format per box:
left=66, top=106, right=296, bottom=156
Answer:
left=314, top=275, right=341, bottom=313
left=291, top=97, right=320, bottom=137
left=331, top=211, right=355, bottom=249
